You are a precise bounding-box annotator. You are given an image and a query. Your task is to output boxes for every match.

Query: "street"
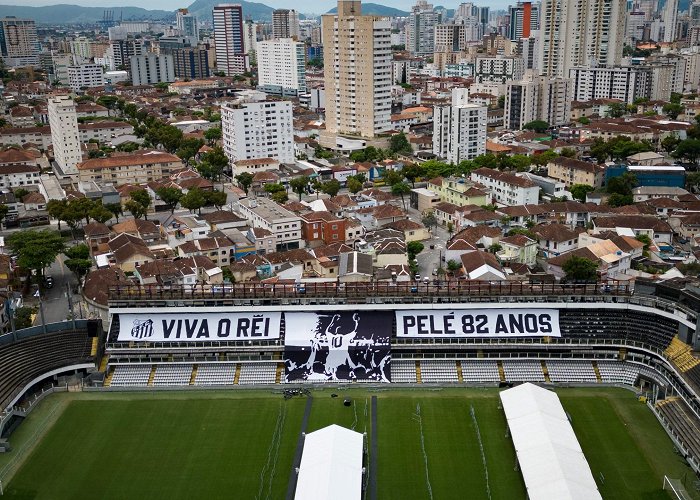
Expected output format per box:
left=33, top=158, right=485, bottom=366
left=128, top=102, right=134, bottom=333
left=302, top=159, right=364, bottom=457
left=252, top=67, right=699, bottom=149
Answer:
left=32, top=254, right=81, bottom=326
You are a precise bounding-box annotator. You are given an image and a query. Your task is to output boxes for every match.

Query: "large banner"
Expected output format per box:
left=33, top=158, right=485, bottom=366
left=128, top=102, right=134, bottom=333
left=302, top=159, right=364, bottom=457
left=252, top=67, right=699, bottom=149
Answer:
left=396, top=309, right=560, bottom=338
left=118, top=312, right=282, bottom=342
left=284, top=311, right=391, bottom=383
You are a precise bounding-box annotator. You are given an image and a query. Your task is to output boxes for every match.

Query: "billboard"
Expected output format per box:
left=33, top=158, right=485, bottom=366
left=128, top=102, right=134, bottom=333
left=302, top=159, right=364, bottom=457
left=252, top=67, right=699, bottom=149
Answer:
left=117, top=312, right=282, bottom=342
left=395, top=309, right=560, bottom=338
left=284, top=311, right=391, bottom=383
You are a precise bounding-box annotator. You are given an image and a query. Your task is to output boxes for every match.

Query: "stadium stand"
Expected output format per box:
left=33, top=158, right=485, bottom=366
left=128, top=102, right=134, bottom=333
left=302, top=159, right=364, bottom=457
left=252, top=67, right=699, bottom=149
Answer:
left=546, top=360, right=598, bottom=383
left=420, top=360, right=459, bottom=383
left=238, top=363, right=277, bottom=385
left=502, top=360, right=546, bottom=382
left=460, top=359, right=500, bottom=383
left=656, top=397, right=700, bottom=465
left=0, top=322, right=96, bottom=409
left=597, top=361, right=641, bottom=386
left=194, top=364, right=237, bottom=386
left=152, top=365, right=193, bottom=386
left=389, top=360, right=418, bottom=383
left=109, top=365, right=151, bottom=387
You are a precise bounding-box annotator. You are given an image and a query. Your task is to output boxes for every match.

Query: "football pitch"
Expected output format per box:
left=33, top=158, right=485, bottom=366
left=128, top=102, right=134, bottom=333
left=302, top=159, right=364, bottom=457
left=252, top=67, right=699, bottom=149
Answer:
left=0, top=387, right=697, bottom=499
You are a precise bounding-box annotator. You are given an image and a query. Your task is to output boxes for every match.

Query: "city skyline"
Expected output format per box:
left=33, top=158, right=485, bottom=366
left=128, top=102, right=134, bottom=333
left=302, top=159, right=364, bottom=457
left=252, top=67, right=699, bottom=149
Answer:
left=0, top=0, right=518, bottom=15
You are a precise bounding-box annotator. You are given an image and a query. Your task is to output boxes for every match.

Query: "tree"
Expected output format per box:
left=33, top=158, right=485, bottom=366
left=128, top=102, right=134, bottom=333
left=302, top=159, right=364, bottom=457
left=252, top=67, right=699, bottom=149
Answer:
left=606, top=172, right=637, bottom=196
left=421, top=212, right=438, bottom=232
left=124, top=200, right=147, bottom=219
left=14, top=187, right=29, bottom=200
left=105, top=203, right=123, bottom=223
left=235, top=172, right=254, bottom=195
left=384, top=169, right=403, bottom=186
left=389, top=132, right=412, bottom=155
left=204, top=127, right=222, bottom=145
left=488, top=243, right=502, bottom=254
left=661, top=135, right=681, bottom=154
left=69, top=197, right=95, bottom=225
left=289, top=175, right=310, bottom=201
left=88, top=204, right=113, bottom=224
left=264, top=182, right=286, bottom=199
left=204, top=189, right=228, bottom=209
left=407, top=241, right=424, bottom=260
left=7, top=230, right=65, bottom=281
left=401, top=163, right=425, bottom=187
left=199, top=147, right=229, bottom=181
left=559, top=148, right=576, bottom=158
left=180, top=188, right=207, bottom=214
left=14, top=306, right=36, bottom=330
left=176, top=137, right=204, bottom=167
left=65, top=258, right=92, bottom=284
left=606, top=102, right=628, bottom=118
left=663, top=103, right=683, bottom=120
left=562, top=255, right=598, bottom=282
left=608, top=193, right=634, bottom=207
left=47, top=199, right=68, bottom=230
left=447, top=221, right=454, bottom=238
left=270, top=190, right=288, bottom=203
left=673, top=139, right=700, bottom=166
left=64, top=243, right=90, bottom=260
left=0, top=203, right=8, bottom=228
left=522, top=120, right=549, bottom=133
left=447, top=259, right=461, bottom=275
left=156, top=187, right=183, bottom=214
left=391, top=181, right=411, bottom=210
left=129, top=189, right=152, bottom=220
left=636, top=233, right=652, bottom=251
left=347, top=177, right=363, bottom=194
left=321, top=179, right=341, bottom=197
left=570, top=184, right=594, bottom=202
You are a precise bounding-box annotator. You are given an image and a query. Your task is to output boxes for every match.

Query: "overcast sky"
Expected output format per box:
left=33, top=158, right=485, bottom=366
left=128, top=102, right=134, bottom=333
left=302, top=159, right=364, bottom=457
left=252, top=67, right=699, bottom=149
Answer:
left=9, top=0, right=512, bottom=14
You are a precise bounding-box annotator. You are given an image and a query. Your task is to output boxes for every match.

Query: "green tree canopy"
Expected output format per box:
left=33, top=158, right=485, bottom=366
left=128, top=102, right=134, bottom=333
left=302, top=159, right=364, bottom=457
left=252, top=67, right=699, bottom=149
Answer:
left=289, top=176, right=310, bottom=201
left=180, top=187, right=207, bottom=214
left=570, top=184, right=594, bottom=202
left=7, top=230, right=65, bottom=279
left=389, top=132, right=412, bottom=155
left=321, top=179, right=341, bottom=197
left=391, top=181, right=411, bottom=210
left=235, top=172, right=254, bottom=195
left=563, top=255, right=598, bottom=282
left=522, top=120, right=549, bottom=133
left=156, top=186, right=183, bottom=214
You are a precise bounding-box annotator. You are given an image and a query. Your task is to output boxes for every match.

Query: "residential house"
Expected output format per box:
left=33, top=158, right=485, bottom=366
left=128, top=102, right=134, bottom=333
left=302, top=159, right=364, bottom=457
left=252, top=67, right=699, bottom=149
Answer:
left=83, top=221, right=111, bottom=255
left=383, top=219, right=430, bottom=242
left=238, top=197, right=304, bottom=251
left=355, top=204, right=407, bottom=230
left=264, top=248, right=317, bottom=280
left=247, top=227, right=276, bottom=254
left=300, top=210, right=346, bottom=247
left=497, top=234, right=537, bottom=266
left=546, top=157, right=605, bottom=188
left=428, top=177, right=489, bottom=207
left=546, top=240, right=631, bottom=280
left=134, top=259, right=197, bottom=287
left=77, top=151, right=183, bottom=184
left=470, top=167, right=540, bottom=206
left=107, top=233, right=155, bottom=272
left=201, top=210, right=248, bottom=231
left=176, top=236, right=235, bottom=267
left=338, top=251, right=374, bottom=282
left=592, top=215, right=674, bottom=244
left=532, top=223, right=582, bottom=258
left=112, top=218, right=162, bottom=244
left=460, top=251, right=506, bottom=280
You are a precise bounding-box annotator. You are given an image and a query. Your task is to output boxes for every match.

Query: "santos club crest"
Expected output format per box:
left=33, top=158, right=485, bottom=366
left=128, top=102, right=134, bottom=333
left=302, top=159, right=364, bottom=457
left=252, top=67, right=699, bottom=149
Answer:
left=130, top=319, right=154, bottom=339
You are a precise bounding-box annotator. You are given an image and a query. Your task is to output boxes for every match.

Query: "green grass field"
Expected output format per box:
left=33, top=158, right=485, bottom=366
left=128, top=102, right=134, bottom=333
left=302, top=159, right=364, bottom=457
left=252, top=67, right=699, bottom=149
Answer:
left=0, top=387, right=697, bottom=499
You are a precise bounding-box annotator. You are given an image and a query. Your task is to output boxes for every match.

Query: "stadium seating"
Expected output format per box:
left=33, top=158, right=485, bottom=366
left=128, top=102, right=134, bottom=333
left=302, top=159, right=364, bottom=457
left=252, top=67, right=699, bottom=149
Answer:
left=110, top=365, right=152, bottom=387
left=460, top=360, right=500, bottom=383
left=656, top=397, right=700, bottom=464
left=502, top=360, right=545, bottom=382
left=420, top=360, right=459, bottom=383
left=238, top=363, right=277, bottom=385
left=152, top=365, right=193, bottom=386
left=546, top=360, right=598, bottom=383
left=194, top=364, right=237, bottom=386
left=596, top=361, right=640, bottom=385
left=389, top=360, right=417, bottom=383
left=665, top=337, right=700, bottom=372
left=0, top=328, right=94, bottom=409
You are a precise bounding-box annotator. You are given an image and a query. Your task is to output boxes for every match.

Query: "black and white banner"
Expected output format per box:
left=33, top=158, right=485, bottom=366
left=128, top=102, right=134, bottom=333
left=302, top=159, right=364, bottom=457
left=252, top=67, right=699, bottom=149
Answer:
left=117, top=312, right=282, bottom=342
left=284, top=311, right=391, bottom=382
left=396, top=309, right=560, bottom=338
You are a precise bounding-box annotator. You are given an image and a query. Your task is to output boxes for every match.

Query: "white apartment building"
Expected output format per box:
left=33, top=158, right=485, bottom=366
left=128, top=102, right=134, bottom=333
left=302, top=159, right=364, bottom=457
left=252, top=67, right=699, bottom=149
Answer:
left=109, top=38, right=143, bottom=71
left=256, top=38, right=307, bottom=95
left=69, top=36, right=92, bottom=62
left=569, top=66, right=651, bottom=104
left=51, top=53, right=73, bottom=85
left=433, top=88, right=487, bottom=164
left=322, top=0, right=392, bottom=140
left=67, top=64, right=105, bottom=92
left=470, top=167, right=540, bottom=206
left=221, top=96, right=295, bottom=164
left=406, top=0, right=441, bottom=56
left=663, top=0, right=678, bottom=42
left=0, top=17, right=38, bottom=67
left=130, top=53, right=175, bottom=86
left=537, top=0, right=626, bottom=78
left=434, top=23, right=467, bottom=52
left=237, top=197, right=303, bottom=251
left=474, top=56, right=525, bottom=84
left=213, top=4, right=250, bottom=76
left=48, top=96, right=81, bottom=175
left=504, top=72, right=572, bottom=129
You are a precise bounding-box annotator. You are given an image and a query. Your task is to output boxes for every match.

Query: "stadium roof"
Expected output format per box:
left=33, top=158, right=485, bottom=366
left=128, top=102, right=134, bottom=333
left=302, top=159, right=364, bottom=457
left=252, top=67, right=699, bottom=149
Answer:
left=500, top=383, right=602, bottom=500
left=295, top=424, right=363, bottom=500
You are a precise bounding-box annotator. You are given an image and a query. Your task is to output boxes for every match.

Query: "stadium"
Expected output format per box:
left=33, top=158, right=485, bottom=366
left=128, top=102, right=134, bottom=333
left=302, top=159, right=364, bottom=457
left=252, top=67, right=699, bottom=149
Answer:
left=2, top=279, right=700, bottom=498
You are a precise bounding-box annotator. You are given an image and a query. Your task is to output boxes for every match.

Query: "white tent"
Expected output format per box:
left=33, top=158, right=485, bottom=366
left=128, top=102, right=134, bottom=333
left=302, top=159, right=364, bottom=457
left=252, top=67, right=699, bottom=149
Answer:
left=500, top=383, right=602, bottom=500
left=295, top=424, right=364, bottom=500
